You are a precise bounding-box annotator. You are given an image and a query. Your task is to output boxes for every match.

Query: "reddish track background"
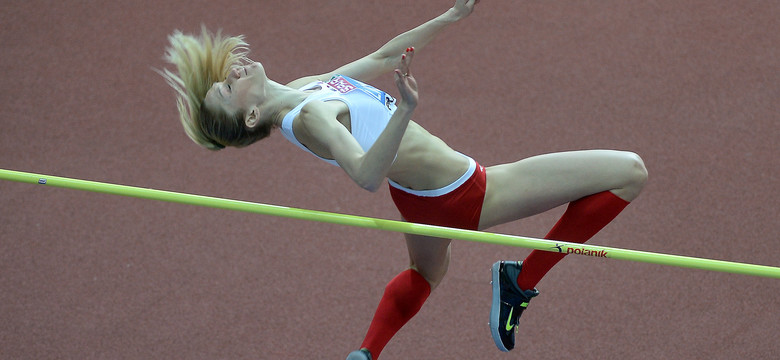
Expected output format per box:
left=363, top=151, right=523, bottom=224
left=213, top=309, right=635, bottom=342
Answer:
left=1, top=1, right=778, bottom=359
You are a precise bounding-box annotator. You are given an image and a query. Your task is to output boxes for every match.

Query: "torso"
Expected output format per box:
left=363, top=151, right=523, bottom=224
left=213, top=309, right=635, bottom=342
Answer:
left=389, top=121, right=470, bottom=190
left=282, top=78, right=470, bottom=191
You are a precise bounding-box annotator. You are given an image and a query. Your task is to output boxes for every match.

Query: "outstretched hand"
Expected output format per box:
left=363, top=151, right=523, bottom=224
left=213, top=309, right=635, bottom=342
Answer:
left=451, top=0, right=479, bottom=20
left=393, top=47, right=418, bottom=108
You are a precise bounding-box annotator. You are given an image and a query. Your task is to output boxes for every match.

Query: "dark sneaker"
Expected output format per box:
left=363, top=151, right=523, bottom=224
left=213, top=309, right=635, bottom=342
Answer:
left=489, top=261, right=539, bottom=352
left=346, top=349, right=372, bottom=360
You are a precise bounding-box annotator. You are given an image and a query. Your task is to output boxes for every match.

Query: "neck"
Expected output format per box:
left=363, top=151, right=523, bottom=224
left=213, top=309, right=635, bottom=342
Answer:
left=257, top=81, right=310, bottom=129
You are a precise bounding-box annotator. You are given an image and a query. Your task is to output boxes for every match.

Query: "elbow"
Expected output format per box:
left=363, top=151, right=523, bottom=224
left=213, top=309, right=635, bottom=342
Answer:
left=345, top=164, right=384, bottom=192
left=351, top=173, right=383, bottom=192
left=367, top=183, right=383, bottom=193
left=359, top=179, right=383, bottom=193
left=344, top=159, right=385, bottom=192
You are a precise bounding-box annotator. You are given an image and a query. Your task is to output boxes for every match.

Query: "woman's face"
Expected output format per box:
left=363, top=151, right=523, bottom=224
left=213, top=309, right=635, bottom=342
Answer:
left=204, top=62, right=267, bottom=117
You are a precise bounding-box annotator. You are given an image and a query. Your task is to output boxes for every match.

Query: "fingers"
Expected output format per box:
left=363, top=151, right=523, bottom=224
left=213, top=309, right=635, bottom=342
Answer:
left=394, top=47, right=416, bottom=93
left=453, top=0, right=478, bottom=17
left=394, top=68, right=414, bottom=86
left=394, top=47, right=419, bottom=107
left=393, top=69, right=406, bottom=86
left=394, top=63, right=417, bottom=90
left=399, top=47, right=414, bottom=76
left=393, top=68, right=418, bottom=108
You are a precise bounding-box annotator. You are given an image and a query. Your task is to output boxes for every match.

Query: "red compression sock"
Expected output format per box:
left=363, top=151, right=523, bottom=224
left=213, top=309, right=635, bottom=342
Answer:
left=360, top=269, right=431, bottom=359
left=516, top=191, right=630, bottom=290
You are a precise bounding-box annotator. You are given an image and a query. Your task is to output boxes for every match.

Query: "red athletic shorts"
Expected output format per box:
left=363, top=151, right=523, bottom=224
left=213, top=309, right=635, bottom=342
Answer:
left=388, top=157, right=486, bottom=231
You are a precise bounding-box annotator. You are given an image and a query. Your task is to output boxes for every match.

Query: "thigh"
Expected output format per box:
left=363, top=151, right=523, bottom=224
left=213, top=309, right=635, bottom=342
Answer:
left=405, top=232, right=451, bottom=290
left=478, top=149, right=643, bottom=229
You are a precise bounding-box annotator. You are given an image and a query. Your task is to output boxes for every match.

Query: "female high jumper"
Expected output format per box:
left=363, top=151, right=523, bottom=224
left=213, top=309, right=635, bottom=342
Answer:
left=159, top=1, right=648, bottom=359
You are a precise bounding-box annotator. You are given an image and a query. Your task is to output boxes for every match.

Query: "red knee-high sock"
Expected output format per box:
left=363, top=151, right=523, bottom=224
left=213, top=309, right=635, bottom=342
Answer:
left=360, top=269, right=431, bottom=359
left=517, top=191, right=630, bottom=290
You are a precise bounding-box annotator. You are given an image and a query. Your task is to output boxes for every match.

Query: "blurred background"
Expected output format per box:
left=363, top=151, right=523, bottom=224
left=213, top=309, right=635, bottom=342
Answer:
left=1, top=1, right=778, bottom=359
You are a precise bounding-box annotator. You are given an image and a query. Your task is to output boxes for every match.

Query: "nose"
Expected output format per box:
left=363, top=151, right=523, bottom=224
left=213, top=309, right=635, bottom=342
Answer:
left=225, top=68, right=240, bottom=83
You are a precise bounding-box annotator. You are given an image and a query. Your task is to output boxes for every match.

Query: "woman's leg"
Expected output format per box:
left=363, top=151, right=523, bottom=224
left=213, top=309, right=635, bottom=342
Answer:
left=481, top=149, right=647, bottom=288
left=357, top=234, right=451, bottom=359
left=479, top=149, right=647, bottom=229
left=485, top=150, right=647, bottom=351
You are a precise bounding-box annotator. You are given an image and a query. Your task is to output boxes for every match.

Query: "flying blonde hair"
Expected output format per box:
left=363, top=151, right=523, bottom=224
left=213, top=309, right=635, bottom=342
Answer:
left=158, top=26, right=250, bottom=150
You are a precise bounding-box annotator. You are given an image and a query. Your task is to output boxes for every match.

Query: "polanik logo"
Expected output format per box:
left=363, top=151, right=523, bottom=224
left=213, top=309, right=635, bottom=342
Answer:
left=550, top=243, right=608, bottom=258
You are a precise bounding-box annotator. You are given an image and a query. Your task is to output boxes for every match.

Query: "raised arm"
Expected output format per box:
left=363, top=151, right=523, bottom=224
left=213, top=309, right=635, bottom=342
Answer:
left=298, top=49, right=419, bottom=192
left=286, top=0, right=477, bottom=88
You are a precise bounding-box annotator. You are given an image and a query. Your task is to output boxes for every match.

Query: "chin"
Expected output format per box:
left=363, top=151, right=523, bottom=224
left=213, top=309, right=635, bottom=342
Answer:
left=249, top=62, right=265, bottom=76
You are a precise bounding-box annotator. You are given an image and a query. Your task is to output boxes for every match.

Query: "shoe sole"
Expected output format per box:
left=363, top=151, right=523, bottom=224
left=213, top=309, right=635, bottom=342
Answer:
left=346, top=350, right=371, bottom=360
left=489, top=261, right=510, bottom=352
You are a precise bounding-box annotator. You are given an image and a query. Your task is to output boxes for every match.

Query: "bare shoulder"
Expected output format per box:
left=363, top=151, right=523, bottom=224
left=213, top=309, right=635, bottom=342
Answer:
left=294, top=100, right=355, bottom=160
left=296, top=100, right=346, bottom=136
left=299, top=100, right=334, bottom=121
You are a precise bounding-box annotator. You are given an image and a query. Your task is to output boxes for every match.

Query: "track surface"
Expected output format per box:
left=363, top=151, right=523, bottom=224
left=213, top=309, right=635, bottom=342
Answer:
left=1, top=1, right=778, bottom=359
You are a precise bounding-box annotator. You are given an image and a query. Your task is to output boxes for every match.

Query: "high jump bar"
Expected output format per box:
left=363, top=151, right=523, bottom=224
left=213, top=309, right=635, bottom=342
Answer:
left=2, top=168, right=778, bottom=279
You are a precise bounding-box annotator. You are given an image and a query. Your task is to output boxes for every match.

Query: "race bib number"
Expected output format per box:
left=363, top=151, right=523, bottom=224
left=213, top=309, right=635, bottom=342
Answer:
left=327, top=75, right=396, bottom=110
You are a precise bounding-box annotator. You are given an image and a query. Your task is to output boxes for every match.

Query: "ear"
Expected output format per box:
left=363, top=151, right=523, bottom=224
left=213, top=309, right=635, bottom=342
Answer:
left=244, top=106, right=260, bottom=129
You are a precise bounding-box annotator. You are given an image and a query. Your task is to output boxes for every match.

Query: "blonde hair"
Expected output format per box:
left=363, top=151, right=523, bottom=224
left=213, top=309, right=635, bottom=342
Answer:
left=158, top=26, right=250, bottom=150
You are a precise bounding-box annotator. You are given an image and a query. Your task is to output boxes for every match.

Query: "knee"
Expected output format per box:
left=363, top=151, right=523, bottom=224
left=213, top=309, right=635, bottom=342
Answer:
left=629, top=152, right=649, bottom=187
left=619, top=151, right=648, bottom=201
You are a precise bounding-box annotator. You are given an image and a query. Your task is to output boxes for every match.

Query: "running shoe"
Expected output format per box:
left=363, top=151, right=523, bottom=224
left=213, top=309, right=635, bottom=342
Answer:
left=489, top=261, right=539, bottom=352
left=346, top=349, right=372, bottom=360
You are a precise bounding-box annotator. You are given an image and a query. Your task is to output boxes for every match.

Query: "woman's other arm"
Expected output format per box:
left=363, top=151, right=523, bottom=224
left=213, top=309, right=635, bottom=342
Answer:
left=299, top=51, right=419, bottom=192
left=286, top=0, right=477, bottom=88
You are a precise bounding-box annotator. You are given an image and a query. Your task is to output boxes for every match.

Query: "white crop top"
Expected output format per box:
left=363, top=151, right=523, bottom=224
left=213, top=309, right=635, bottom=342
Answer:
left=280, top=75, right=397, bottom=166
